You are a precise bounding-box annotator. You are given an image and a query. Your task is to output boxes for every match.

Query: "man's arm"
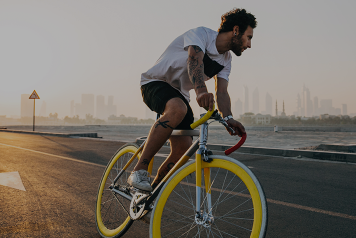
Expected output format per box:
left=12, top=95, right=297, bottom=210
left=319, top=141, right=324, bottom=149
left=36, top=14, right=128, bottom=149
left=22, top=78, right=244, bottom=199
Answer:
left=215, top=77, right=246, bottom=136
left=187, top=45, right=214, bottom=111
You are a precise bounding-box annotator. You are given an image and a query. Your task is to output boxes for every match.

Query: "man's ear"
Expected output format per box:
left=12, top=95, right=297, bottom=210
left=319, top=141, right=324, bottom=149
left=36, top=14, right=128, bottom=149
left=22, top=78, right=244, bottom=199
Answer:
left=233, top=25, right=240, bottom=36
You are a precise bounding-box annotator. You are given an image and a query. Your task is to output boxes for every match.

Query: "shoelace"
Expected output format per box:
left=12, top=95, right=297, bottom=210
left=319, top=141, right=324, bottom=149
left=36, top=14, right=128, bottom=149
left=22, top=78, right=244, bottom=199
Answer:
left=138, top=171, right=150, bottom=182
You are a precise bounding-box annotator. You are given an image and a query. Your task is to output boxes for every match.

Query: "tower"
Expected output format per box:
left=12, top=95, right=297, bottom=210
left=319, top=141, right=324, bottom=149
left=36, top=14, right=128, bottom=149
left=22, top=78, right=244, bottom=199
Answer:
left=243, top=85, right=249, bottom=113
left=281, top=101, right=286, bottom=117
left=275, top=100, right=278, bottom=117
left=252, top=87, right=259, bottom=114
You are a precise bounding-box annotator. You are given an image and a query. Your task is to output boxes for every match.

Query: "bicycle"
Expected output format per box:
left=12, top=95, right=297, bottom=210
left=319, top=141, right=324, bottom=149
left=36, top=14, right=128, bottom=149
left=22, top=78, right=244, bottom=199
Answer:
left=95, top=105, right=268, bottom=238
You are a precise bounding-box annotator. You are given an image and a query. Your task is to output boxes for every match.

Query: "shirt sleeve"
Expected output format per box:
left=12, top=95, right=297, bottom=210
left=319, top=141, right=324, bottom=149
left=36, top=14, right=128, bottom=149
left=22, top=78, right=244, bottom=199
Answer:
left=217, top=57, right=231, bottom=81
left=183, top=27, right=208, bottom=53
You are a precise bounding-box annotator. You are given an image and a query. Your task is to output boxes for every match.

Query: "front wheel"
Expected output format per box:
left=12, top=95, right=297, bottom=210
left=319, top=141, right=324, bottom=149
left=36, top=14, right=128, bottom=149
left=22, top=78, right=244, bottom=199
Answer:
left=95, top=143, right=140, bottom=238
left=150, top=155, right=268, bottom=238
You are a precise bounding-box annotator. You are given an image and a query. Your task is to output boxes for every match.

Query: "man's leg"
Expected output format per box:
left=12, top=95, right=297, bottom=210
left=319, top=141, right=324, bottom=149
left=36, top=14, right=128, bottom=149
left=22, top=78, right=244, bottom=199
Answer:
left=133, top=97, right=187, bottom=172
left=151, top=135, right=192, bottom=189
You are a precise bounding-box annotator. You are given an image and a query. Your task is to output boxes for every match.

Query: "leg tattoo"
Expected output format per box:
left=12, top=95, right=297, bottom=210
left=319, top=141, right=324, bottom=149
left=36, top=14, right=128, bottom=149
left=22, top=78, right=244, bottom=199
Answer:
left=155, top=120, right=174, bottom=129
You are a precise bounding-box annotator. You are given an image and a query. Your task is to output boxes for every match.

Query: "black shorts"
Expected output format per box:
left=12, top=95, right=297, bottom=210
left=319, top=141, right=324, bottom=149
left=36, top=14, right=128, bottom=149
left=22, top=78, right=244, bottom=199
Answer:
left=141, top=81, right=194, bottom=130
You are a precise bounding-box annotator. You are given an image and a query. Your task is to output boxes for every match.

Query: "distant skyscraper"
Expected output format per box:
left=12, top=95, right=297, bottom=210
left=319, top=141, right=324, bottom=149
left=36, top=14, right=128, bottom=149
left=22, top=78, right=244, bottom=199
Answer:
left=107, top=95, right=117, bottom=117
left=96, top=95, right=106, bottom=119
left=275, top=100, right=278, bottom=116
left=265, top=92, right=272, bottom=115
left=313, top=96, right=319, bottom=116
left=243, top=85, right=249, bottom=113
left=234, top=98, right=243, bottom=118
left=296, top=93, right=302, bottom=116
left=342, top=104, right=347, bottom=115
left=252, top=87, right=259, bottom=114
left=21, top=94, right=32, bottom=118
left=82, top=94, right=95, bottom=117
left=302, top=85, right=313, bottom=117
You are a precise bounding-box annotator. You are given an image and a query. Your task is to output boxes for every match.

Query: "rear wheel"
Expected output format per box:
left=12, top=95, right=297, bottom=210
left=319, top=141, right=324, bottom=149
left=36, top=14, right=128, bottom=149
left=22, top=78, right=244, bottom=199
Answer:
left=95, top=143, right=140, bottom=238
left=150, top=156, right=268, bottom=238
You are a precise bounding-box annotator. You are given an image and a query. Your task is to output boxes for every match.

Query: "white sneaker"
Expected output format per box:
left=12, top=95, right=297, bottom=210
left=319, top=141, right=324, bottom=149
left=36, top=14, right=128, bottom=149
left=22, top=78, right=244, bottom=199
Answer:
left=127, top=170, right=153, bottom=192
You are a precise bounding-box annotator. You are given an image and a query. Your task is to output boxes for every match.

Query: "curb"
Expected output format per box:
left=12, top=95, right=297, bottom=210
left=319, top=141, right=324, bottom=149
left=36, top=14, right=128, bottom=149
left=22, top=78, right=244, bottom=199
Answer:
left=0, top=129, right=99, bottom=138
left=135, top=137, right=356, bottom=164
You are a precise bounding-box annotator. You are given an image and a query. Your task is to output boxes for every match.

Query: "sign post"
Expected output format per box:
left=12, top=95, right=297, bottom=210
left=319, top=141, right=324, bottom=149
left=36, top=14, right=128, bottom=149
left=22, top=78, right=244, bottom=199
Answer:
left=29, top=90, right=40, bottom=131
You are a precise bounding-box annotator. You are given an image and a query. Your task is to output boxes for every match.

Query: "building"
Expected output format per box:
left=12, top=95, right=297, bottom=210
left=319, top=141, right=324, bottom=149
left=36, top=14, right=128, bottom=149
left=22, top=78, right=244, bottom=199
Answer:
left=313, top=96, right=319, bottom=116
left=96, top=95, right=106, bottom=120
left=107, top=96, right=117, bottom=117
left=21, top=94, right=32, bottom=118
left=302, top=85, right=313, bottom=117
left=81, top=94, right=95, bottom=118
left=254, top=114, right=271, bottom=125
left=243, top=85, right=249, bottom=113
left=252, top=87, right=259, bottom=114
left=265, top=92, right=272, bottom=115
left=234, top=98, right=243, bottom=118
left=240, top=112, right=271, bottom=125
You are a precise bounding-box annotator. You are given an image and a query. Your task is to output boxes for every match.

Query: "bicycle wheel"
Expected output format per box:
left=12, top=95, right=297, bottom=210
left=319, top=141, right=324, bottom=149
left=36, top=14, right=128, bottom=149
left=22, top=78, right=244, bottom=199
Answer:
left=150, top=155, right=268, bottom=238
left=96, top=143, right=140, bottom=238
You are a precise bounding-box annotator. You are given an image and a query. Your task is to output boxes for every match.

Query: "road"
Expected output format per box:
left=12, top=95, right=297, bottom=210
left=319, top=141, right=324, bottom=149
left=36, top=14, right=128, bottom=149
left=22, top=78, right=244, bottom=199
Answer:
left=0, top=132, right=355, bottom=237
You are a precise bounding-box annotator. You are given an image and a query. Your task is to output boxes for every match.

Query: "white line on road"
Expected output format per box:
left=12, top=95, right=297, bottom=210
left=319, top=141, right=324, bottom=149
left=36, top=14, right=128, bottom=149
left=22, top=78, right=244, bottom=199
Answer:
left=1, top=142, right=355, bottom=221
left=0, top=142, right=106, bottom=168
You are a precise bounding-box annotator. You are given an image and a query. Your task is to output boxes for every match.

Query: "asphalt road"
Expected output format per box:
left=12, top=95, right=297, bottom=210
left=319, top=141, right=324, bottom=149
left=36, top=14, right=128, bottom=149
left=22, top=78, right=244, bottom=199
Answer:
left=0, top=132, right=355, bottom=237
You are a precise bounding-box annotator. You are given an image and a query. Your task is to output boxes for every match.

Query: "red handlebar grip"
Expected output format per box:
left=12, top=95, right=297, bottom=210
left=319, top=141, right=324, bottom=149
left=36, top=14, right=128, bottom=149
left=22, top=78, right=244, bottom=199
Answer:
left=224, top=133, right=247, bottom=155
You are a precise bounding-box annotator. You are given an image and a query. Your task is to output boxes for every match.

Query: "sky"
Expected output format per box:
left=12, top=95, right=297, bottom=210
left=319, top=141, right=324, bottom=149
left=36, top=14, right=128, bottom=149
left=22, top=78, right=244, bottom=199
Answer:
left=1, top=0, right=355, bottom=119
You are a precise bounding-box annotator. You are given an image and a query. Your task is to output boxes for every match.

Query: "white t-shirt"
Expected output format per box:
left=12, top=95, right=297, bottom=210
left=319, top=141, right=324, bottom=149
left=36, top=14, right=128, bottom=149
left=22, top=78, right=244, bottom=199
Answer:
left=140, top=27, right=232, bottom=101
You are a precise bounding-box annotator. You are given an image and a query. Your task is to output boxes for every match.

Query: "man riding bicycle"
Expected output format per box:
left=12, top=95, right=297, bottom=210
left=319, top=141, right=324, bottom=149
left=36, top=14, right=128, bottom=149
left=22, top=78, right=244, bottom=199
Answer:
left=128, top=8, right=257, bottom=192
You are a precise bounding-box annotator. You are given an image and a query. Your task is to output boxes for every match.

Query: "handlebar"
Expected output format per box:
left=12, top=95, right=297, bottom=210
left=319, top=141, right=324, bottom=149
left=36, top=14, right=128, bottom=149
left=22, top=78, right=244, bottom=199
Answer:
left=190, top=105, right=215, bottom=129
left=224, top=133, right=247, bottom=155
left=189, top=104, right=246, bottom=155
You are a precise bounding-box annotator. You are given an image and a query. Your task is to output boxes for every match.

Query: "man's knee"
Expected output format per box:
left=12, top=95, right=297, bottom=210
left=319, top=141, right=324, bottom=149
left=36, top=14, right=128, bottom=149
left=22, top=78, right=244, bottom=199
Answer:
left=164, top=98, right=187, bottom=121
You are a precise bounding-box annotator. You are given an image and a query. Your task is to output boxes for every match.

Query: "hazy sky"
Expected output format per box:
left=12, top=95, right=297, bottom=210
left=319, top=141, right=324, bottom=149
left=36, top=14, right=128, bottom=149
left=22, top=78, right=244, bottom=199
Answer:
left=1, top=0, right=355, bottom=119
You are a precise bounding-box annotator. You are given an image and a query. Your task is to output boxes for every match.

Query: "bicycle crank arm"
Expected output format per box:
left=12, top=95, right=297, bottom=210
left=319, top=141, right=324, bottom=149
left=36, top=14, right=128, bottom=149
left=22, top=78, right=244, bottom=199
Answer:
left=111, top=188, right=132, bottom=201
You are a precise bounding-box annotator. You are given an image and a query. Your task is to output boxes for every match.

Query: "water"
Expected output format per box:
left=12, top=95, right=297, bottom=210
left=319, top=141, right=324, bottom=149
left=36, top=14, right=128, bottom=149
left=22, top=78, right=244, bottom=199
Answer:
left=4, top=125, right=356, bottom=149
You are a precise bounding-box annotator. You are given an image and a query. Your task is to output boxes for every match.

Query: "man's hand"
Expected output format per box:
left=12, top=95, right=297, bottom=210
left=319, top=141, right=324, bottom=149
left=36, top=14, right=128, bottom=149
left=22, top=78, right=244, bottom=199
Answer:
left=226, top=119, right=246, bottom=136
left=196, top=92, right=215, bottom=111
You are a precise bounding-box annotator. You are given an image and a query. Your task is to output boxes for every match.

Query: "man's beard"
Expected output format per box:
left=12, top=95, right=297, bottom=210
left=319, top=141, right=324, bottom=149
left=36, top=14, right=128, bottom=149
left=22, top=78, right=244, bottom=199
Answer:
left=231, top=34, right=243, bottom=56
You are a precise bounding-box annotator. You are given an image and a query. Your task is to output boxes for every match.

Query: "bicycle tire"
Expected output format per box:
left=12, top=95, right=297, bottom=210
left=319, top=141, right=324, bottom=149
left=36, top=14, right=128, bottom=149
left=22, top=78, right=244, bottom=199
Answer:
left=150, top=155, right=268, bottom=238
left=95, top=143, right=140, bottom=238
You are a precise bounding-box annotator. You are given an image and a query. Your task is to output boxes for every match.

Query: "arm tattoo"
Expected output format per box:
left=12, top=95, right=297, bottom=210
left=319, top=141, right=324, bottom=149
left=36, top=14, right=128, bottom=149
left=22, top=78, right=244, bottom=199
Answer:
left=187, top=46, right=206, bottom=90
left=192, top=45, right=202, bottom=53
left=141, top=159, right=150, bottom=165
left=155, top=120, right=174, bottom=129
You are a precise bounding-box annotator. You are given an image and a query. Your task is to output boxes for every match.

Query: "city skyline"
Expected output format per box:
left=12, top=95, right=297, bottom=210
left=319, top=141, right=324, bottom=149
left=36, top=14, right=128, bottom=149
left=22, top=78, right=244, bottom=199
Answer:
left=1, top=1, right=356, bottom=119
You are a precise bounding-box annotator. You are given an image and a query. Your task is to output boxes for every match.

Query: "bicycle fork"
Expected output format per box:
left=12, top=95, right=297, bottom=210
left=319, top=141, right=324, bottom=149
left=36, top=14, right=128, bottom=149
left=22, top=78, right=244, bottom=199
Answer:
left=195, top=120, right=214, bottom=227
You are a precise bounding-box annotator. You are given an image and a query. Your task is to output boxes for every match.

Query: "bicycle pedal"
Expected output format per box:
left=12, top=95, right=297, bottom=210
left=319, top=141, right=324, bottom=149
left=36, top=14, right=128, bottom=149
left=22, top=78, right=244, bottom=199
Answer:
left=129, top=186, right=151, bottom=196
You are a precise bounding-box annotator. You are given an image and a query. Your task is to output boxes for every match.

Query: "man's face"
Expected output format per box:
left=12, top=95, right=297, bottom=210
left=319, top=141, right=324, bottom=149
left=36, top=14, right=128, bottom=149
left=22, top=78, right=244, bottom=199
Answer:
left=231, top=26, right=254, bottom=56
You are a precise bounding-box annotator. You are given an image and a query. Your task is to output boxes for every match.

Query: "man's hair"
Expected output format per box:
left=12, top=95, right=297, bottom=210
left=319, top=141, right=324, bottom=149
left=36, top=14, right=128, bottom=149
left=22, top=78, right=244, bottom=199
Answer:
left=218, top=8, right=257, bottom=34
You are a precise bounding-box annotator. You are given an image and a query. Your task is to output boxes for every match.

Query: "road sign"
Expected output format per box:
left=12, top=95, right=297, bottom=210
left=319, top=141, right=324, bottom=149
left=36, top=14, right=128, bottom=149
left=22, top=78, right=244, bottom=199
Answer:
left=29, top=90, right=40, bottom=99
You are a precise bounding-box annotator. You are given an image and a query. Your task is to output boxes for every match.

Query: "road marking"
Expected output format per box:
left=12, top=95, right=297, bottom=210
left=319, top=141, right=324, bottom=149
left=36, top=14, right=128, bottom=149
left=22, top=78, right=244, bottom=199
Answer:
left=0, top=142, right=106, bottom=168
left=0, top=171, right=26, bottom=191
left=1, top=142, right=355, bottom=221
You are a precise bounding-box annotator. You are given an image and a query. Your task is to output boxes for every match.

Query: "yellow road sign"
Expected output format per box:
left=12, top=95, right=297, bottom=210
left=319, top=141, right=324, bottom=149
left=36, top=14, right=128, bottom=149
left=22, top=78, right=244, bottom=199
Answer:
left=29, top=90, right=40, bottom=99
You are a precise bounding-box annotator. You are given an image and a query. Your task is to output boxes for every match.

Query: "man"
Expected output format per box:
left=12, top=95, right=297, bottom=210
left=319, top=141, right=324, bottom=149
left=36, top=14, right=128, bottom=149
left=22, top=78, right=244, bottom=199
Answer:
left=128, top=8, right=257, bottom=191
